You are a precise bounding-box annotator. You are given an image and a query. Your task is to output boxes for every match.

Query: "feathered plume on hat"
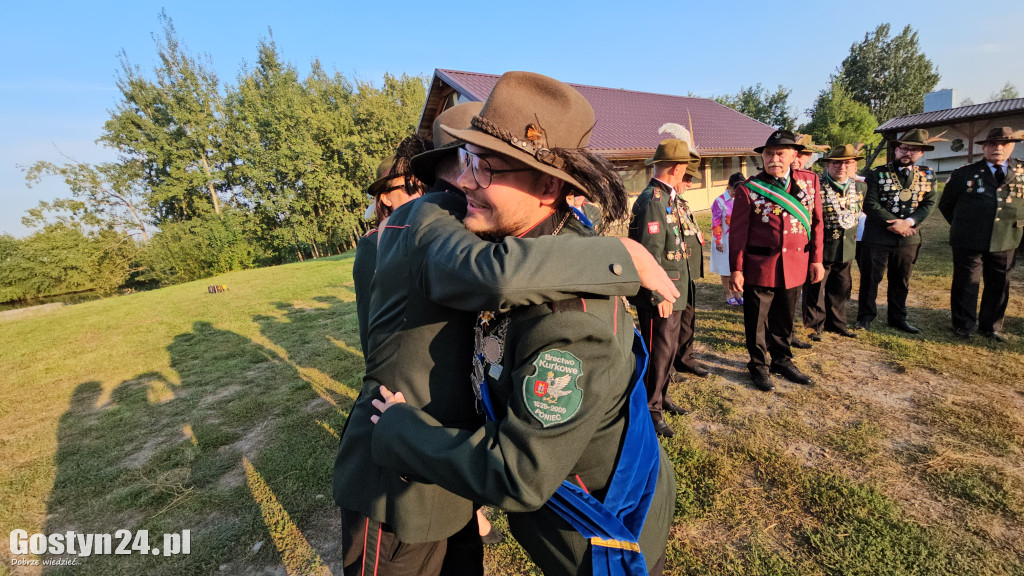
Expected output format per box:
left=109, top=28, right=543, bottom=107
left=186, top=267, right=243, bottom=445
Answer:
left=658, top=122, right=692, bottom=148
left=925, top=130, right=950, bottom=145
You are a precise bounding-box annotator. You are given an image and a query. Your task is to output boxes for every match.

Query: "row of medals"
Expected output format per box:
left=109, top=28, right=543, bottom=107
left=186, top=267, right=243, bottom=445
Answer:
left=879, top=170, right=929, bottom=210
left=471, top=312, right=510, bottom=411
left=749, top=181, right=813, bottom=235
left=966, top=165, right=1024, bottom=200
left=665, top=204, right=685, bottom=261
left=824, top=182, right=860, bottom=240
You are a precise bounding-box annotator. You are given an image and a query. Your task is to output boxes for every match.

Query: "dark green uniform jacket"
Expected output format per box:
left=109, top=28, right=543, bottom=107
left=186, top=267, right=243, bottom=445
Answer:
left=352, top=228, right=378, bottom=355
left=372, top=212, right=675, bottom=574
left=627, top=178, right=690, bottom=310
left=333, top=187, right=646, bottom=544
left=862, top=163, right=936, bottom=246
left=939, top=158, right=1024, bottom=253
left=820, top=176, right=866, bottom=264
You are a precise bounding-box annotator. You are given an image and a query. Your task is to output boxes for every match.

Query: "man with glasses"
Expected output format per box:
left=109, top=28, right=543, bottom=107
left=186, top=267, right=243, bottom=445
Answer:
left=369, top=70, right=674, bottom=576
left=801, top=145, right=866, bottom=340
left=671, top=153, right=711, bottom=380
left=939, top=127, right=1024, bottom=341
left=628, top=138, right=694, bottom=437
left=857, top=129, right=938, bottom=333
left=334, top=96, right=680, bottom=575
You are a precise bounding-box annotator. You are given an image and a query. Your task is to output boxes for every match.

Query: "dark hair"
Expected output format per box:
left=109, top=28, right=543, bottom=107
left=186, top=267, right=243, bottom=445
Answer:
left=374, top=135, right=432, bottom=223
left=727, top=172, right=746, bottom=189
left=550, top=147, right=628, bottom=225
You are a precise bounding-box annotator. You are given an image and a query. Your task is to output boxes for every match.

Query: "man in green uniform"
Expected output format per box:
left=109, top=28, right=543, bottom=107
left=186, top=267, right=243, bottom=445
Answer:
left=628, top=138, right=693, bottom=437
left=333, top=83, right=680, bottom=575
left=671, top=152, right=711, bottom=379
left=857, top=128, right=939, bottom=333
left=939, top=126, right=1024, bottom=341
left=369, top=70, right=674, bottom=576
left=801, top=145, right=865, bottom=340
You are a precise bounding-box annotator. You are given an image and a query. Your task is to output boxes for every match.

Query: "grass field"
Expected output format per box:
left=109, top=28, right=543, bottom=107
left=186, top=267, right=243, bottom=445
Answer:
left=2, top=212, right=1023, bottom=575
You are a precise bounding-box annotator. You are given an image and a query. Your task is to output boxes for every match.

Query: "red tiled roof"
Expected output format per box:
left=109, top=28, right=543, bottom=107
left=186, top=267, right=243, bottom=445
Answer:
left=428, top=69, right=775, bottom=158
left=877, top=98, right=1024, bottom=133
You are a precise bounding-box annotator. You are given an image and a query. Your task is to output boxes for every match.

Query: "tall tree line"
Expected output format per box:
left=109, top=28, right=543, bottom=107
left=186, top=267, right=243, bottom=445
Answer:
left=5, top=13, right=424, bottom=302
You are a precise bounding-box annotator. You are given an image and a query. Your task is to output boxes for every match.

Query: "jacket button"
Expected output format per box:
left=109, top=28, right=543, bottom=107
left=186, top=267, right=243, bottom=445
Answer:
left=995, top=217, right=1000, bottom=221
left=782, top=248, right=787, bottom=252
left=611, top=263, right=624, bottom=276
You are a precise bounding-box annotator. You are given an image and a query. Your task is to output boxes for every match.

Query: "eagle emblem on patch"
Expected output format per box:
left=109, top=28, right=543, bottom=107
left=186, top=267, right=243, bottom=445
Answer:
left=524, top=349, right=584, bottom=428
left=648, top=221, right=660, bottom=234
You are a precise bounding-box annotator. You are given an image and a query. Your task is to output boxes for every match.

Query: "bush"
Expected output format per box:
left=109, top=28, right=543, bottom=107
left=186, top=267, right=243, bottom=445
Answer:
left=143, top=211, right=261, bottom=285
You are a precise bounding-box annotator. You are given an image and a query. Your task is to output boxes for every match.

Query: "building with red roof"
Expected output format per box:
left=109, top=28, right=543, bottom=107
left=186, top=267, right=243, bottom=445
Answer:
left=418, top=69, right=777, bottom=211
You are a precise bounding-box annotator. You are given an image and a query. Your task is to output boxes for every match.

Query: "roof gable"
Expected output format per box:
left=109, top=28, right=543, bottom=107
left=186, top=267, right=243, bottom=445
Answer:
left=422, top=69, right=775, bottom=158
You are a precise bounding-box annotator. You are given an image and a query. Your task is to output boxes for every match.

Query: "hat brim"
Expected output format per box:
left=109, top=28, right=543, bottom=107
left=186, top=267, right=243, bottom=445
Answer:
left=643, top=157, right=689, bottom=166
left=410, top=141, right=462, bottom=185
left=366, top=174, right=392, bottom=196
left=442, top=124, right=587, bottom=193
left=977, top=138, right=1024, bottom=145
left=819, top=154, right=866, bottom=162
left=895, top=140, right=935, bottom=151
left=753, top=143, right=807, bottom=154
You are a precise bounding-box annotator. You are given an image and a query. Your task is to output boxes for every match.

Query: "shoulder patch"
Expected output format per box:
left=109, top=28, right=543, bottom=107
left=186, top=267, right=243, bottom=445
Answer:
left=648, top=221, right=660, bottom=234
left=524, top=349, right=584, bottom=428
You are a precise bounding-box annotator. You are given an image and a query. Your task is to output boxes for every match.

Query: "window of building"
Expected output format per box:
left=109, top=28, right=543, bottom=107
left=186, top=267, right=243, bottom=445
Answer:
left=617, top=164, right=650, bottom=194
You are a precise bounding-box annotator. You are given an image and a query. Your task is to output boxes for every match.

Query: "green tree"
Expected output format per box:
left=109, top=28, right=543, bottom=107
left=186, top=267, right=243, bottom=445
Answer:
left=802, top=80, right=882, bottom=166
left=24, top=160, right=151, bottom=242
left=102, top=11, right=228, bottom=223
left=715, top=84, right=795, bottom=130
left=990, top=82, right=1020, bottom=101
left=838, top=23, right=940, bottom=122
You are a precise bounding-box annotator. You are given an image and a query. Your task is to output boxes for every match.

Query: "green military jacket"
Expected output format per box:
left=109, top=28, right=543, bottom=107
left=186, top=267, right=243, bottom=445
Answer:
left=677, top=194, right=705, bottom=284
left=627, top=179, right=690, bottom=311
left=333, top=188, right=646, bottom=544
left=820, top=175, right=866, bottom=264
left=862, top=162, right=936, bottom=247
left=939, top=158, right=1024, bottom=253
left=372, top=212, right=675, bottom=573
left=352, top=228, right=378, bottom=355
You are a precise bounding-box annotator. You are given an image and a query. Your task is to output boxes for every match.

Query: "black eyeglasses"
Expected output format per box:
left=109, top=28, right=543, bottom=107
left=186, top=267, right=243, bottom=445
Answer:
left=458, top=148, right=532, bottom=189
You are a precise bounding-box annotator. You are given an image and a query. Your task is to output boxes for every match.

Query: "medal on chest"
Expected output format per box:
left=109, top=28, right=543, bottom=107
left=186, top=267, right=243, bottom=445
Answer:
left=472, top=312, right=510, bottom=413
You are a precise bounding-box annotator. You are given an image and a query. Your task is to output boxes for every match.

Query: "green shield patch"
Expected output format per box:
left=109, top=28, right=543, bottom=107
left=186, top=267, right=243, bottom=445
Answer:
left=523, top=348, right=584, bottom=428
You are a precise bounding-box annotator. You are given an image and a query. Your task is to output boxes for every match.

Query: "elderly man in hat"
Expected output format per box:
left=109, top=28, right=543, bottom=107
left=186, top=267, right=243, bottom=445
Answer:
left=627, top=138, right=695, bottom=437
left=939, top=127, right=1024, bottom=341
left=800, top=145, right=866, bottom=340
left=335, top=100, right=680, bottom=576
left=730, top=129, right=824, bottom=391
left=370, top=71, right=675, bottom=576
left=671, top=151, right=712, bottom=380
left=856, top=128, right=939, bottom=334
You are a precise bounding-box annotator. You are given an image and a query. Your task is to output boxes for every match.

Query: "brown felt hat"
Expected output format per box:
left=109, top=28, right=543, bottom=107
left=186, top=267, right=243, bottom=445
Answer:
left=977, top=126, right=1024, bottom=145
left=411, top=102, right=484, bottom=183
left=896, top=128, right=937, bottom=151
left=685, top=150, right=703, bottom=182
left=820, top=144, right=865, bottom=162
left=754, top=129, right=807, bottom=153
left=441, top=71, right=594, bottom=191
left=795, top=133, right=829, bottom=154
left=366, top=156, right=397, bottom=196
left=645, top=138, right=691, bottom=166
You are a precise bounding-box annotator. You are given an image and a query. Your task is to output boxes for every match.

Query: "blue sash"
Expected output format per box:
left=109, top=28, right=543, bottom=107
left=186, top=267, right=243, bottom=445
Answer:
left=571, top=206, right=595, bottom=228
left=481, top=328, right=660, bottom=575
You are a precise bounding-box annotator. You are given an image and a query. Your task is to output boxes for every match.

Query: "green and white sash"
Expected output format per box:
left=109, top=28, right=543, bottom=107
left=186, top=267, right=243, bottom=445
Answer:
left=747, top=178, right=812, bottom=239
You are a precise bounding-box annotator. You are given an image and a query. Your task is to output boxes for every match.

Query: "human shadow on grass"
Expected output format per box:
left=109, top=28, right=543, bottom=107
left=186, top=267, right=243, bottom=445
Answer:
left=254, top=294, right=364, bottom=409
left=42, top=321, right=343, bottom=575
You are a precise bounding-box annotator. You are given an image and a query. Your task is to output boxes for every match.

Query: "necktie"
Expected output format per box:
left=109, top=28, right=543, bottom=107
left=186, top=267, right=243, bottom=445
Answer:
left=994, top=165, right=1005, bottom=185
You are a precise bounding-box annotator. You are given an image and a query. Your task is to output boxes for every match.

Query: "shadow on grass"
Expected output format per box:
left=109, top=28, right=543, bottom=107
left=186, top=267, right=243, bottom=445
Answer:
left=42, top=321, right=347, bottom=575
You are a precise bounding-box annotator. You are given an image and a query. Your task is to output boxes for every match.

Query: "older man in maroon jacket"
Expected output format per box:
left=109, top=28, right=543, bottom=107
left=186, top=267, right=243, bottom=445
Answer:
left=730, top=130, right=825, bottom=391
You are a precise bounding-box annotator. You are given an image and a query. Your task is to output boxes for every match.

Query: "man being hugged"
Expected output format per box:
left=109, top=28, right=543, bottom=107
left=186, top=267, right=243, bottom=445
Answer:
left=369, top=71, right=675, bottom=576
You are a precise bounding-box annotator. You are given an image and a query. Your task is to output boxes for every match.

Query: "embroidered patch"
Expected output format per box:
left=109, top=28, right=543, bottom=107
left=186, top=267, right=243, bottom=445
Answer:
left=648, top=221, right=660, bottom=234
left=523, top=349, right=584, bottom=428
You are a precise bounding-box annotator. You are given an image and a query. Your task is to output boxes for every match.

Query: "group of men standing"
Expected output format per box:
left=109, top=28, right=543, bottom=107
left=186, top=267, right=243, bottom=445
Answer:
left=635, top=125, right=1024, bottom=396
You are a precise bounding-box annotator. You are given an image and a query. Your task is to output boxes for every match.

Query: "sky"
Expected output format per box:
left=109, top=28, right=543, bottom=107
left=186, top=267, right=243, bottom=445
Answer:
left=1, top=0, right=1020, bottom=237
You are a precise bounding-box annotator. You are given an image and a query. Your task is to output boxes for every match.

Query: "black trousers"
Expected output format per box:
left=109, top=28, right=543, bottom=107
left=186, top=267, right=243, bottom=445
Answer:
left=743, top=284, right=799, bottom=371
left=342, top=510, right=482, bottom=576
left=802, top=260, right=854, bottom=333
left=857, top=242, right=920, bottom=324
left=672, top=281, right=698, bottom=372
left=951, top=248, right=1016, bottom=333
left=636, top=306, right=682, bottom=420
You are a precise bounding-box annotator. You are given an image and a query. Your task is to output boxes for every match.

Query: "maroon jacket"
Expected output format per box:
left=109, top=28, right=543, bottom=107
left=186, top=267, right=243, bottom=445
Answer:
left=729, top=169, right=824, bottom=290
